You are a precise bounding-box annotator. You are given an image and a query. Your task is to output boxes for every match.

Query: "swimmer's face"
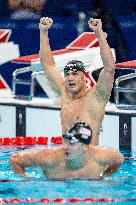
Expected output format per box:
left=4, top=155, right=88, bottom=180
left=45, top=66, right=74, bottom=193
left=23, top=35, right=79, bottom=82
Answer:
left=64, top=70, right=86, bottom=94
left=63, top=140, right=83, bottom=157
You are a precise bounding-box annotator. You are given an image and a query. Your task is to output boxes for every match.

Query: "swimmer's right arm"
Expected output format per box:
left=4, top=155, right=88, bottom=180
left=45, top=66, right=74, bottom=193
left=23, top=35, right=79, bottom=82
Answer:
left=39, top=17, right=65, bottom=95
left=10, top=150, right=37, bottom=176
left=10, top=148, right=49, bottom=176
left=10, top=148, right=55, bottom=176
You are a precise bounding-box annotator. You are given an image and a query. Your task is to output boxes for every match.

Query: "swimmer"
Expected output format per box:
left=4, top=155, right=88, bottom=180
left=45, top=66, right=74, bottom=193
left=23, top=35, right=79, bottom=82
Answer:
left=39, top=17, right=115, bottom=145
left=10, top=122, right=124, bottom=180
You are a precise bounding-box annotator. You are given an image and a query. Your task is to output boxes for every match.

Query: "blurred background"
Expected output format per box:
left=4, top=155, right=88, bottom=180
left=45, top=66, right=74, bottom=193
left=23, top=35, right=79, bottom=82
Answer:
left=0, top=0, right=136, bottom=100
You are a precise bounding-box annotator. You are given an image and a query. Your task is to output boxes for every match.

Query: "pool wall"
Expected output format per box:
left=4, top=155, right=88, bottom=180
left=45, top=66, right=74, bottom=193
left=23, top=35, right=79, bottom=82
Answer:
left=0, top=100, right=136, bottom=153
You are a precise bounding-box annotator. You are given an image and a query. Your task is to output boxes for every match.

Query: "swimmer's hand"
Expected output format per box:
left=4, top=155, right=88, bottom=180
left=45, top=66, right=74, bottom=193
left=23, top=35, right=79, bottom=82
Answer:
left=39, top=17, right=53, bottom=32
left=88, top=18, right=108, bottom=38
left=88, top=18, right=103, bottom=34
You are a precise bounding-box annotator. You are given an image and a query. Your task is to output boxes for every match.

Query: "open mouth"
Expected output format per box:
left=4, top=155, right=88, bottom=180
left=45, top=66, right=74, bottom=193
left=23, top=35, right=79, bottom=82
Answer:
left=69, top=83, right=76, bottom=87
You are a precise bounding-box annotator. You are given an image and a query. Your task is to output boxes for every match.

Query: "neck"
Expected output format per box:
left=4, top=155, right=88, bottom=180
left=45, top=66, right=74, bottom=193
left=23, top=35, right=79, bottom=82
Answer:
left=66, top=150, right=86, bottom=170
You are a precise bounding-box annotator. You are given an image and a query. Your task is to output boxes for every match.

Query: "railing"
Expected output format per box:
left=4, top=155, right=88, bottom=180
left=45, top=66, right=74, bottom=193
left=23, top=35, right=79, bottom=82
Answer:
left=114, top=70, right=136, bottom=109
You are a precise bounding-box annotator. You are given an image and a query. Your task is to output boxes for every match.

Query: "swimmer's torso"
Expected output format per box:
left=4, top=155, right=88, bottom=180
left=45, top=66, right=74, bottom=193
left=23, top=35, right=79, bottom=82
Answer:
left=61, top=88, right=105, bottom=145
left=41, top=148, right=105, bottom=180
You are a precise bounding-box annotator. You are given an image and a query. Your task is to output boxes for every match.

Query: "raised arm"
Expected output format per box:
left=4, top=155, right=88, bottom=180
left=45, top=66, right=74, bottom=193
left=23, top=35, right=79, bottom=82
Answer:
left=88, top=18, right=115, bottom=104
left=39, top=17, right=65, bottom=95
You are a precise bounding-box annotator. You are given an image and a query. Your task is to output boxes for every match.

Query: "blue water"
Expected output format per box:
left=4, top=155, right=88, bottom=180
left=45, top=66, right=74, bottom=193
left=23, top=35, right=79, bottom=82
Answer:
left=0, top=146, right=136, bottom=204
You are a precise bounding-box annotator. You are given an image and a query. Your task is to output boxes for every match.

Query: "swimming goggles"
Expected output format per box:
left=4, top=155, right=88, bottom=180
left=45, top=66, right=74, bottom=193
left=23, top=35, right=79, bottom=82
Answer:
left=63, top=122, right=92, bottom=145
left=64, top=63, right=86, bottom=75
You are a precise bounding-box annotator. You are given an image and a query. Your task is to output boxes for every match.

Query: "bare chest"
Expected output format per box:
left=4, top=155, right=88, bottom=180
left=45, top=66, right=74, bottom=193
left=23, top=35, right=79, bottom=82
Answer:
left=61, top=97, right=86, bottom=125
left=63, top=98, right=84, bottom=114
left=42, top=159, right=104, bottom=180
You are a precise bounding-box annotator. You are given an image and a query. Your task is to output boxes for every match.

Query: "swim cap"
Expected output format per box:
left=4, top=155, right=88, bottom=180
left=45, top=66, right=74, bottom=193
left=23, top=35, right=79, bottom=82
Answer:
left=63, top=122, right=92, bottom=145
left=64, top=60, right=86, bottom=75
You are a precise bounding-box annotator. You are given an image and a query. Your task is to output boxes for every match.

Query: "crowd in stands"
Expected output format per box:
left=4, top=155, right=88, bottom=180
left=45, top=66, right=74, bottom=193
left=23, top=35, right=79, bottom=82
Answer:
left=0, top=0, right=136, bottom=62
left=0, top=0, right=46, bottom=19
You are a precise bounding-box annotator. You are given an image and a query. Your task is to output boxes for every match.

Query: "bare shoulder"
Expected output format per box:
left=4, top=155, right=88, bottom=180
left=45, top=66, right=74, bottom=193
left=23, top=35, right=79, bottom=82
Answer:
left=90, top=145, right=122, bottom=154
left=14, top=147, right=63, bottom=163
left=89, top=146, right=124, bottom=162
left=34, top=146, right=63, bottom=159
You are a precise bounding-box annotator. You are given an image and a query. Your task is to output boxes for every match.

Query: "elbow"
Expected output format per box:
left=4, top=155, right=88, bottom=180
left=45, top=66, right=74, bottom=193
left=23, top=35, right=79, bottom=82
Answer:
left=39, top=51, right=45, bottom=68
left=111, top=62, right=116, bottom=71
left=119, top=153, right=125, bottom=165
left=109, top=59, right=116, bottom=71
left=10, top=155, right=22, bottom=174
left=10, top=155, right=17, bottom=166
left=106, top=56, right=115, bottom=71
left=104, top=153, right=124, bottom=176
left=111, top=62, right=115, bottom=69
left=114, top=152, right=124, bottom=167
left=39, top=50, right=46, bottom=68
left=39, top=50, right=55, bottom=69
left=107, top=63, right=115, bottom=74
left=113, top=153, right=124, bottom=171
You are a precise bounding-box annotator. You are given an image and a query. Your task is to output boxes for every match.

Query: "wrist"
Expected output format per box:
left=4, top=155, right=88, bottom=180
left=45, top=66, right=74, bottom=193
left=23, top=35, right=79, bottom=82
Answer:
left=40, top=29, right=49, bottom=37
left=39, top=24, right=49, bottom=33
left=39, top=29, right=48, bottom=33
left=95, top=29, right=104, bottom=37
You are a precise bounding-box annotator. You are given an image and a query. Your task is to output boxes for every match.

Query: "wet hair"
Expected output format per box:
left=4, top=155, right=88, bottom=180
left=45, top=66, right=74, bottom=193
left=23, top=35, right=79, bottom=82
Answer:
left=63, top=122, right=92, bottom=145
left=64, top=60, right=86, bottom=75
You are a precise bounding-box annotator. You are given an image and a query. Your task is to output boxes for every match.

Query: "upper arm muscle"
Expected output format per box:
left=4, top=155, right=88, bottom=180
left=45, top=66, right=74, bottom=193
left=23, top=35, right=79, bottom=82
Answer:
left=44, top=65, right=65, bottom=95
left=95, top=68, right=115, bottom=103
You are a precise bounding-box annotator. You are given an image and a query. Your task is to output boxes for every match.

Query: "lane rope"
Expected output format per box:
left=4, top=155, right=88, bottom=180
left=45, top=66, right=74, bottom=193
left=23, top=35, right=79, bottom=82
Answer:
left=0, top=136, right=62, bottom=146
left=0, top=137, right=135, bottom=162
left=0, top=197, right=136, bottom=203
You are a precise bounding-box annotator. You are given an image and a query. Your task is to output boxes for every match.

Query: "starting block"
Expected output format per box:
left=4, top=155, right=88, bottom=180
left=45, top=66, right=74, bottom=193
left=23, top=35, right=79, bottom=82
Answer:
left=66, top=32, right=99, bottom=49
left=0, top=75, right=12, bottom=98
left=114, top=60, right=136, bottom=109
left=0, top=29, right=11, bottom=43
left=0, top=29, right=20, bottom=65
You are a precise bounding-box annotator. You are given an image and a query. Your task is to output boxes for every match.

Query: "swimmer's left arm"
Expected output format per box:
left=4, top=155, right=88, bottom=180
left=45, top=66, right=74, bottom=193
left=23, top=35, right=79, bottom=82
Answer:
left=88, top=18, right=115, bottom=103
left=96, top=148, right=124, bottom=176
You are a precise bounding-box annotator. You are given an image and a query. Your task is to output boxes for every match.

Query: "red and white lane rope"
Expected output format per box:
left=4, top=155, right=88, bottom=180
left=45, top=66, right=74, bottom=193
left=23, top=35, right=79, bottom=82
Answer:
left=125, top=157, right=134, bottom=160
left=0, top=197, right=136, bottom=203
left=0, top=136, right=62, bottom=146
left=0, top=137, right=135, bottom=161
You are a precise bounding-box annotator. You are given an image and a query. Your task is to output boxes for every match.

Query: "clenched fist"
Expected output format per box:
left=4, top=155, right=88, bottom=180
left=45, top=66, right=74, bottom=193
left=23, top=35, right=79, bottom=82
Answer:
left=39, top=17, right=53, bottom=32
left=88, top=18, right=102, bottom=34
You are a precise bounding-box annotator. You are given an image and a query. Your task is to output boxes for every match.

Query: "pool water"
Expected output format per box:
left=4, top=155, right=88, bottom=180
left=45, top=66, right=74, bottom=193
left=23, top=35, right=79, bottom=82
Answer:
left=0, top=146, right=136, bottom=204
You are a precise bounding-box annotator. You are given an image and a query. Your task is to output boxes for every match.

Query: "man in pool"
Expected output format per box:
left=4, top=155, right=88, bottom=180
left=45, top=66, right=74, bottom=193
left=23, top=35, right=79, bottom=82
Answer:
left=39, top=17, right=115, bottom=145
left=10, top=122, right=124, bottom=179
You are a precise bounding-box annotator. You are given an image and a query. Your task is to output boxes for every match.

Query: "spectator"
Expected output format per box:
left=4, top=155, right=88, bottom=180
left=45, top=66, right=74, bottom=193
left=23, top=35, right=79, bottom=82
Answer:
left=86, top=0, right=127, bottom=63
left=132, top=4, right=136, bottom=15
left=0, top=0, right=10, bottom=17
left=9, top=0, right=47, bottom=19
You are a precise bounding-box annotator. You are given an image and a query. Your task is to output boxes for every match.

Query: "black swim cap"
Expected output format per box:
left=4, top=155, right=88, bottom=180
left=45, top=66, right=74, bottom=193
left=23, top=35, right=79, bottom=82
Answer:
left=64, top=60, right=86, bottom=75
left=63, top=122, right=92, bottom=145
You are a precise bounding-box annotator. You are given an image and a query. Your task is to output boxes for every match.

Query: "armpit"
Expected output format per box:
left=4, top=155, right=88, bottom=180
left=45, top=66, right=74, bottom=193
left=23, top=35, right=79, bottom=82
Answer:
left=94, top=86, right=109, bottom=103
